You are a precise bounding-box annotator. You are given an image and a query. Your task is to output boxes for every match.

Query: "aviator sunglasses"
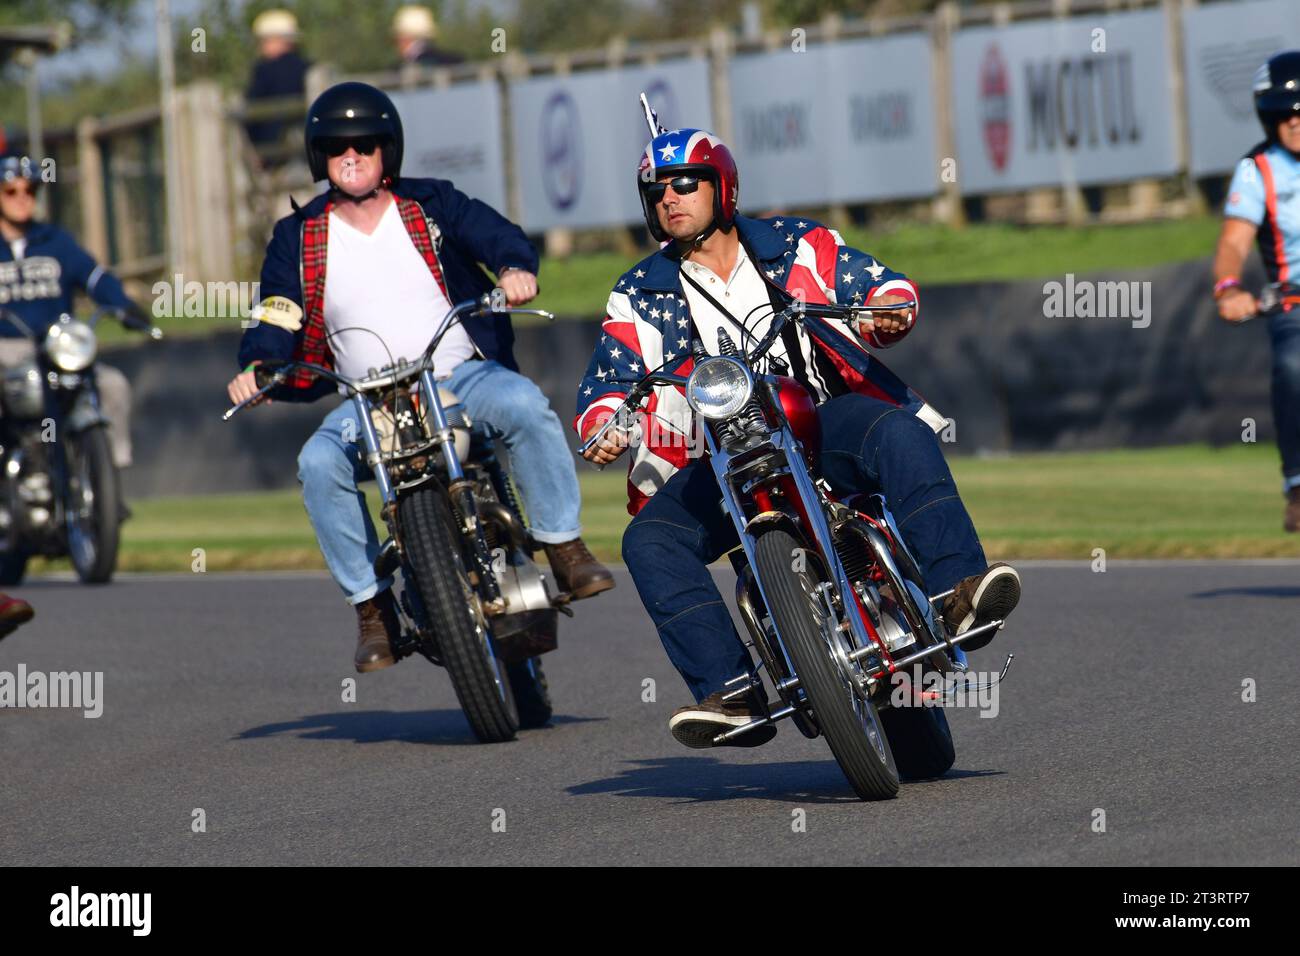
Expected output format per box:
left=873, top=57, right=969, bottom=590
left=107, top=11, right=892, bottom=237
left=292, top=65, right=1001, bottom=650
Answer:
left=644, top=175, right=703, bottom=204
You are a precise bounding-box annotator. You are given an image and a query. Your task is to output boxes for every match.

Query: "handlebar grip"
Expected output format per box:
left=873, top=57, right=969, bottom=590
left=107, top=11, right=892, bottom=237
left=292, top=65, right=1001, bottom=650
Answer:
left=253, top=365, right=280, bottom=389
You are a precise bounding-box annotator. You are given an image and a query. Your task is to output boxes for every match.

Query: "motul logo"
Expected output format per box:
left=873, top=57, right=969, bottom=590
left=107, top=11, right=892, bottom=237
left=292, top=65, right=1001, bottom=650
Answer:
left=1025, top=52, right=1141, bottom=150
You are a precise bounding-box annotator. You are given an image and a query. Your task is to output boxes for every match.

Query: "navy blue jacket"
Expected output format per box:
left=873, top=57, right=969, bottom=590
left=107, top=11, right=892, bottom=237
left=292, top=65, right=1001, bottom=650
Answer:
left=237, top=177, right=539, bottom=399
left=0, top=222, right=135, bottom=339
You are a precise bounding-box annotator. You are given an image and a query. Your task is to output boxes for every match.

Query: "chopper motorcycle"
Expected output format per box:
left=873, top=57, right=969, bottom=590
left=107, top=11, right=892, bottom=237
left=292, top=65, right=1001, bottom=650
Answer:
left=582, top=297, right=1012, bottom=800
left=225, top=294, right=577, bottom=743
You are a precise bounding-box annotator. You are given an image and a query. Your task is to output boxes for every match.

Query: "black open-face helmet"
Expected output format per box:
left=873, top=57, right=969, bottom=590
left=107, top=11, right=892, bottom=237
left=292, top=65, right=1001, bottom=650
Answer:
left=304, top=81, right=404, bottom=183
left=1254, top=51, right=1300, bottom=144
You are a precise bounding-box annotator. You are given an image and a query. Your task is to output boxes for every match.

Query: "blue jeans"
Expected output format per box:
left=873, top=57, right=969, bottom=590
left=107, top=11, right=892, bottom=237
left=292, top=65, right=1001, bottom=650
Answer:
left=298, top=359, right=582, bottom=604
left=1268, top=308, right=1300, bottom=492
left=621, top=393, right=988, bottom=702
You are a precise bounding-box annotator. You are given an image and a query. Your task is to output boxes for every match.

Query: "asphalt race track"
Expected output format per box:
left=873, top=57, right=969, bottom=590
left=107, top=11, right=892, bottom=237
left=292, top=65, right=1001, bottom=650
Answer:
left=1, top=562, right=1296, bottom=866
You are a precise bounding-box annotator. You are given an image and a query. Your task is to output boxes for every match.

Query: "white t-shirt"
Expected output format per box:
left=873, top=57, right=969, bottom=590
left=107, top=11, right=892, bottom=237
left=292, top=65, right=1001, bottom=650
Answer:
left=323, top=198, right=476, bottom=381
left=679, top=243, right=841, bottom=403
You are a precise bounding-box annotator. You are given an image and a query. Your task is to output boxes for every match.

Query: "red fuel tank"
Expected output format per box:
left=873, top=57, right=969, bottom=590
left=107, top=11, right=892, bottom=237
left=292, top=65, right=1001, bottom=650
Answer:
left=772, top=375, right=821, bottom=461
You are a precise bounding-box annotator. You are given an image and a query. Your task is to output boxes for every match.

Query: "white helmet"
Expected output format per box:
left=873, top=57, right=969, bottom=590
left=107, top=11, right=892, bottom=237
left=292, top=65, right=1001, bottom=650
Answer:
left=252, top=9, right=299, bottom=40
left=392, top=5, right=436, bottom=40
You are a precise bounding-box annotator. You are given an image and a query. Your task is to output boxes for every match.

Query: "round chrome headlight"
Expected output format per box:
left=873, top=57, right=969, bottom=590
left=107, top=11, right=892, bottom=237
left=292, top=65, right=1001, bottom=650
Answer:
left=44, top=320, right=98, bottom=372
left=686, top=356, right=754, bottom=420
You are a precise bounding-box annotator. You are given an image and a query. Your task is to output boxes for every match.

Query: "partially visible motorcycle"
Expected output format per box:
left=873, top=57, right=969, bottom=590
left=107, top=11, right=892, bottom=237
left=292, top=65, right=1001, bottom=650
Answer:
left=0, top=306, right=161, bottom=585
left=583, top=298, right=1012, bottom=800
left=225, top=295, right=575, bottom=743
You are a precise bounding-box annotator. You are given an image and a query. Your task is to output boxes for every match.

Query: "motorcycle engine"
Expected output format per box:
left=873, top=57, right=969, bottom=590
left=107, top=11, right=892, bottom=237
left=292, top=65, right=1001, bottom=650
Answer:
left=1, top=362, right=44, bottom=420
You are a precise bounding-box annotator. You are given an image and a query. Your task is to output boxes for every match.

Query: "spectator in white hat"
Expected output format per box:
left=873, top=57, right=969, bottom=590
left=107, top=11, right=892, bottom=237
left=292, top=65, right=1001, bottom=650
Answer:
left=245, top=9, right=310, bottom=166
left=393, top=5, right=462, bottom=67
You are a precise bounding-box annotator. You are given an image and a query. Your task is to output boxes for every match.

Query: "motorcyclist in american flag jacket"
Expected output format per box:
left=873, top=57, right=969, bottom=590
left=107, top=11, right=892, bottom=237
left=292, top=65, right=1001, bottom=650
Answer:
left=576, top=127, right=1022, bottom=749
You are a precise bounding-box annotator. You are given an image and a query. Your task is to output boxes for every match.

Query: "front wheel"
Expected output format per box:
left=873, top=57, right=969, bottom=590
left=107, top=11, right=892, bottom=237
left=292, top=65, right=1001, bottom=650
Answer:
left=398, top=486, right=518, bottom=743
left=754, top=528, right=900, bottom=801
left=65, top=426, right=120, bottom=584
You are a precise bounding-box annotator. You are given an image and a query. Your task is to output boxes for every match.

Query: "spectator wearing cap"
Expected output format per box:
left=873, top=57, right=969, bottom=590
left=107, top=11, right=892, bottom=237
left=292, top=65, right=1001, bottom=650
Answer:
left=245, top=9, right=311, bottom=167
left=393, top=5, right=463, bottom=68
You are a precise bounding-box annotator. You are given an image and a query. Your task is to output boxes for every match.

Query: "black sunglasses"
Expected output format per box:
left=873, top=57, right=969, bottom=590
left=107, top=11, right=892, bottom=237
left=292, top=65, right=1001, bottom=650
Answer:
left=644, top=176, right=703, bottom=204
left=320, top=135, right=385, bottom=158
left=1, top=182, right=37, bottom=198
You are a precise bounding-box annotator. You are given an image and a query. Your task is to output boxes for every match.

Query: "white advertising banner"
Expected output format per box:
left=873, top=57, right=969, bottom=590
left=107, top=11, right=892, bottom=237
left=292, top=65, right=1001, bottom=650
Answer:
left=729, top=33, right=939, bottom=208
left=1182, top=0, right=1300, bottom=177
left=388, top=82, right=508, bottom=210
left=950, top=9, right=1180, bottom=193
left=510, top=59, right=713, bottom=231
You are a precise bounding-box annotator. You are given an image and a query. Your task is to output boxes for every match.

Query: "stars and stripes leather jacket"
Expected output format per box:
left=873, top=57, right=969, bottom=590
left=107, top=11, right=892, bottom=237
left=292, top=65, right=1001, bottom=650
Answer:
left=574, top=214, right=944, bottom=514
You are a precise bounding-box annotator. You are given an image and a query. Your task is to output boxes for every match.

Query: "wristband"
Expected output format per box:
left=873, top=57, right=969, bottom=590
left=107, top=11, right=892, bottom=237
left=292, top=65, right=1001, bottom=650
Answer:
left=1213, top=277, right=1242, bottom=300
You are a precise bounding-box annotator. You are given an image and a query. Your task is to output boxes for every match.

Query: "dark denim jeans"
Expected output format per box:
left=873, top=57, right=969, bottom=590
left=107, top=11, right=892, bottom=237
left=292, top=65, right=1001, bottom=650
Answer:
left=1268, top=307, right=1300, bottom=491
left=621, top=393, right=987, bottom=702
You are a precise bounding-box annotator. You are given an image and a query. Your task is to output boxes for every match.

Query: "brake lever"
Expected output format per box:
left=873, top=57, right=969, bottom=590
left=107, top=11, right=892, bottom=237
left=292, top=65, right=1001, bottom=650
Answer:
left=222, top=367, right=287, bottom=421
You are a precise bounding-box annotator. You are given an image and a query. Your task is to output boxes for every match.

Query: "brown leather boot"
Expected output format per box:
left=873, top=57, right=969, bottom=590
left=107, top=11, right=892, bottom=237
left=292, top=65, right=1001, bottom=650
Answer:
left=354, top=588, right=401, bottom=673
left=543, top=538, right=615, bottom=599
left=1286, top=488, right=1300, bottom=533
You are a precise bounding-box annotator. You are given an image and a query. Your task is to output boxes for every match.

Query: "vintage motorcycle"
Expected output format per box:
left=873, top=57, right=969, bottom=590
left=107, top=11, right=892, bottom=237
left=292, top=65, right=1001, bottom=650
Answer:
left=0, top=305, right=161, bottom=585
left=583, top=298, right=1012, bottom=800
left=225, top=294, right=571, bottom=743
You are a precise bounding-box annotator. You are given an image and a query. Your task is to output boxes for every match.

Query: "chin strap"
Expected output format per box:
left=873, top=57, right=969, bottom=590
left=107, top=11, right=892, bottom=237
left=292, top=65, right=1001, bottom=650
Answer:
left=328, top=176, right=393, bottom=204
left=685, top=218, right=735, bottom=246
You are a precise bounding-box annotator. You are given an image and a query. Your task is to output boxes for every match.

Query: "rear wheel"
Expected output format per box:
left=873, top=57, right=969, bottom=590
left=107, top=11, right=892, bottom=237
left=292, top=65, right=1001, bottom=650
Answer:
left=398, top=486, right=518, bottom=743
left=508, top=658, right=553, bottom=729
left=753, top=528, right=900, bottom=801
left=879, top=707, right=955, bottom=780
left=65, top=426, right=119, bottom=584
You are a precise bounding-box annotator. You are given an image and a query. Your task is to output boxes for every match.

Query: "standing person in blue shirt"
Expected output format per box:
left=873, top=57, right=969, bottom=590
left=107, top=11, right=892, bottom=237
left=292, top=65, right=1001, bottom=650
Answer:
left=0, top=155, right=140, bottom=475
left=1215, top=51, right=1300, bottom=532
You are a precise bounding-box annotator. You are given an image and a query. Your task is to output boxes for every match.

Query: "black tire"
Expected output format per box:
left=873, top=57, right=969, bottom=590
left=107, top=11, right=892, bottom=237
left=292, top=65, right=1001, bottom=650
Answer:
left=753, top=528, right=900, bottom=801
left=508, top=658, right=553, bottom=729
left=65, top=426, right=120, bottom=584
left=879, top=706, right=956, bottom=780
left=0, top=551, right=28, bottom=586
left=398, top=485, right=518, bottom=743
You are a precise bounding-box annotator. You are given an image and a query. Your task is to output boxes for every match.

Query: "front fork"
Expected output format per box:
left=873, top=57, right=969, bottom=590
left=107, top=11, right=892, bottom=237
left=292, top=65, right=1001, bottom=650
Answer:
left=355, top=376, right=503, bottom=609
left=709, top=427, right=886, bottom=703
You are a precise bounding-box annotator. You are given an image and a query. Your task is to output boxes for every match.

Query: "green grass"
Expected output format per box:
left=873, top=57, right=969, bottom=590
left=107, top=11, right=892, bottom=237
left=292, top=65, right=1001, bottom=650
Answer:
left=92, top=216, right=1223, bottom=344
left=21, top=441, right=1300, bottom=577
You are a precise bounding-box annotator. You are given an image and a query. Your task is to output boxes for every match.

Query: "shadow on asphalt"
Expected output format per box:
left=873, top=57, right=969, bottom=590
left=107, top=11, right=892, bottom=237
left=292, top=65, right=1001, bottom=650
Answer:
left=1190, top=586, right=1300, bottom=599
left=567, top=758, right=1005, bottom=804
left=235, top=710, right=601, bottom=745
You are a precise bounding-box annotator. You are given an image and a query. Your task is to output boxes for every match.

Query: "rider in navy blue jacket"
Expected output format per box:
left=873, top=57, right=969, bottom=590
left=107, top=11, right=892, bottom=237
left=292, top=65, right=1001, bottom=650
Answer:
left=228, top=82, right=612, bottom=678
left=237, top=175, right=538, bottom=400
left=0, top=155, right=138, bottom=470
left=0, top=219, right=137, bottom=339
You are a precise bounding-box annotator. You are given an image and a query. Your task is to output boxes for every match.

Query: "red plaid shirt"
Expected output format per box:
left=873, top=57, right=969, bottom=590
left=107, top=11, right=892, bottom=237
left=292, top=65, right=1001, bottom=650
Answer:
left=288, top=196, right=451, bottom=391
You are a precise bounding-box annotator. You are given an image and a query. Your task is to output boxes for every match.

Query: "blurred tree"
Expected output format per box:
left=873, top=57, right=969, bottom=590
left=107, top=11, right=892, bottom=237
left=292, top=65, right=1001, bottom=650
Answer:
left=0, top=0, right=135, bottom=29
